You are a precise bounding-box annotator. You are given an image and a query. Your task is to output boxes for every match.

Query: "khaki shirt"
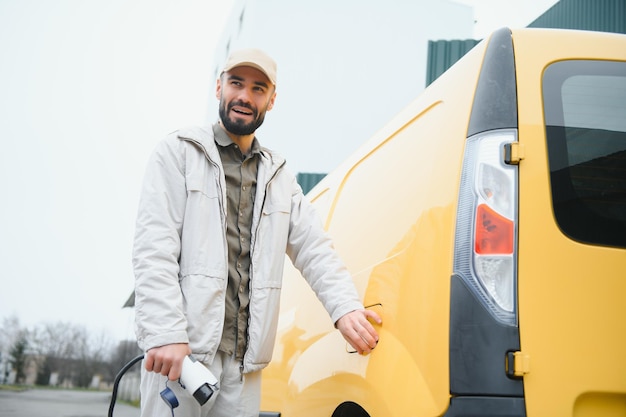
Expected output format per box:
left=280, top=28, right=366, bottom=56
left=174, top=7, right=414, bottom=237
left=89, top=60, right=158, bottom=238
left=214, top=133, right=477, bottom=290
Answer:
left=213, top=124, right=260, bottom=360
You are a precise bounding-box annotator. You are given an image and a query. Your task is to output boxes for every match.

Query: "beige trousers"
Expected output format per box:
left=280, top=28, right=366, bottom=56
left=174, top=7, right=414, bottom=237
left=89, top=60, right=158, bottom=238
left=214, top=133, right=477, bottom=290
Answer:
left=139, top=351, right=262, bottom=417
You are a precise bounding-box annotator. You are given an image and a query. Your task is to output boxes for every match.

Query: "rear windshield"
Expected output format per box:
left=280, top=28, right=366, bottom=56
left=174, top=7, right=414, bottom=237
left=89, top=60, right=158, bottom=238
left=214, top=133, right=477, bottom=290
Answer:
left=543, top=60, right=626, bottom=249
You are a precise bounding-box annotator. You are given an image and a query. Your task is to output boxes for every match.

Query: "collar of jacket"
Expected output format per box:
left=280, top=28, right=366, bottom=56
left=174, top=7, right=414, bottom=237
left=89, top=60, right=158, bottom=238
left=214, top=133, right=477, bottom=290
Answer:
left=176, top=126, right=286, bottom=174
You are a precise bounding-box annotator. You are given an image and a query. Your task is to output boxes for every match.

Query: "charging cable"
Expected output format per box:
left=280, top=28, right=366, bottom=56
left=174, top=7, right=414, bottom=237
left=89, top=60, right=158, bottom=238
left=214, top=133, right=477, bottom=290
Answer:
left=107, top=354, right=180, bottom=417
left=108, top=354, right=144, bottom=417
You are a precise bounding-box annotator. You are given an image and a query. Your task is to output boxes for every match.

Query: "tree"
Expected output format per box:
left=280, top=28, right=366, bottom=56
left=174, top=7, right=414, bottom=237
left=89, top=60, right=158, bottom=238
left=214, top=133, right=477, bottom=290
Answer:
left=73, top=328, right=114, bottom=388
left=30, top=321, right=79, bottom=385
left=1, top=315, right=137, bottom=388
left=30, top=321, right=118, bottom=388
left=9, top=334, right=29, bottom=384
left=108, top=339, right=142, bottom=380
left=0, top=315, right=24, bottom=356
left=36, top=355, right=53, bottom=386
left=0, top=315, right=25, bottom=384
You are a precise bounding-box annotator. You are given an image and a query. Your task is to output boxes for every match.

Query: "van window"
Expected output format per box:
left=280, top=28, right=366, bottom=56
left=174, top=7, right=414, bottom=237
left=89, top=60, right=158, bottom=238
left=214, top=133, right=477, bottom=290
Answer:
left=543, top=60, right=626, bottom=248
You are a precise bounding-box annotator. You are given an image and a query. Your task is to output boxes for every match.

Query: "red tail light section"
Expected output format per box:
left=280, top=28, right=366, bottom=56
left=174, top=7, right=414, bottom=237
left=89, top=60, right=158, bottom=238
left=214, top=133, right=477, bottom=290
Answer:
left=475, top=204, right=514, bottom=255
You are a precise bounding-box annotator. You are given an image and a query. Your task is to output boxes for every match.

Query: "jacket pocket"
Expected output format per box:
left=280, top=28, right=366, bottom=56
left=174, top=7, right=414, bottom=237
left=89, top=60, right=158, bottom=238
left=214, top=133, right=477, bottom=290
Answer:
left=247, top=284, right=282, bottom=368
left=253, top=201, right=290, bottom=289
left=180, top=173, right=225, bottom=277
left=187, top=174, right=219, bottom=199
left=262, top=201, right=290, bottom=215
left=180, top=274, right=225, bottom=355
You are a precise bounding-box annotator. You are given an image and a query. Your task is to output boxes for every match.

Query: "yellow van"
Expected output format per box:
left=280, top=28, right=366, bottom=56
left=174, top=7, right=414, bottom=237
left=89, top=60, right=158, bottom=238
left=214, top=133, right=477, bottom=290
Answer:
left=259, top=28, right=626, bottom=417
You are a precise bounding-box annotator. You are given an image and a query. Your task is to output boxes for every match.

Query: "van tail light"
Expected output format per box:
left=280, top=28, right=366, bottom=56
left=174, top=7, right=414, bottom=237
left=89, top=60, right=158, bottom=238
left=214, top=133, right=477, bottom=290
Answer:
left=454, top=130, right=519, bottom=326
left=475, top=204, right=514, bottom=255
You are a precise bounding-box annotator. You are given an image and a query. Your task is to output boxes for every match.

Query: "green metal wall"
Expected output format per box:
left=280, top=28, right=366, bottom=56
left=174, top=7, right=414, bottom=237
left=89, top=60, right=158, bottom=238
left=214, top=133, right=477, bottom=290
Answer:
left=297, top=172, right=326, bottom=195
left=425, top=0, right=626, bottom=86
left=426, top=39, right=480, bottom=86
left=528, top=0, right=626, bottom=33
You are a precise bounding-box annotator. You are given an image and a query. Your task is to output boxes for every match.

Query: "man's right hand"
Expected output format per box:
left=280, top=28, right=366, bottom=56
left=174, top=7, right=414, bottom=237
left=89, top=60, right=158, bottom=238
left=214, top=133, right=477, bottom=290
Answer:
left=144, top=343, right=191, bottom=381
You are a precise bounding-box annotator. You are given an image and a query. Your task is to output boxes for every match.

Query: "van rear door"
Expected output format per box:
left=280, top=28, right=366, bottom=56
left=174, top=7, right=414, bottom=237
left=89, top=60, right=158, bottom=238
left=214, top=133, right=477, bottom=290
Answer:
left=513, top=29, right=626, bottom=416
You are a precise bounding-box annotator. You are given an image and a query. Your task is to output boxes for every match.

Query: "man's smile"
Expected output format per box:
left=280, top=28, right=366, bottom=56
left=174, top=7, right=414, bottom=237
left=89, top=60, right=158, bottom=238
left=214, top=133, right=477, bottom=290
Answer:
left=230, top=102, right=255, bottom=118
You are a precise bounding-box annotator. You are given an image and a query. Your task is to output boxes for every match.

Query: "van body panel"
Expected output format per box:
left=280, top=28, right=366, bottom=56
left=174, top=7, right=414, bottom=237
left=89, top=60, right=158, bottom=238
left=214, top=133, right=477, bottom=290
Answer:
left=260, top=28, right=626, bottom=416
left=261, top=38, right=488, bottom=417
left=512, top=29, right=626, bottom=416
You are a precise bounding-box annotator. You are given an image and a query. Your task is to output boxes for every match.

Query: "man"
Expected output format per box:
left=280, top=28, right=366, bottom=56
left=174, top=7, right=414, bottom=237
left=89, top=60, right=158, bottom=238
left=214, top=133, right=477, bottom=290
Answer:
left=133, top=48, right=381, bottom=417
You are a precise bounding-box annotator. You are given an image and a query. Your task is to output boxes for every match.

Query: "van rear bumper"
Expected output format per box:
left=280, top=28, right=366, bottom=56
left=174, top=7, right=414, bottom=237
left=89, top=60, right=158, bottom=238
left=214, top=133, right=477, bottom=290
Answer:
left=444, top=396, right=526, bottom=416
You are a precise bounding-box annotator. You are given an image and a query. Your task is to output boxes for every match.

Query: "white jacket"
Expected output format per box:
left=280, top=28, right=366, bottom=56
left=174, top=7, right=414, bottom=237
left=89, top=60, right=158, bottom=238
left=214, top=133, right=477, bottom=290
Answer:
left=132, top=126, right=363, bottom=372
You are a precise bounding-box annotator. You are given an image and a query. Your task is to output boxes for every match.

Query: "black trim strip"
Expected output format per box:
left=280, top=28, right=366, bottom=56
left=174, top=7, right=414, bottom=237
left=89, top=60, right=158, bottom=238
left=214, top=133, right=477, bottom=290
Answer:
left=467, top=27, right=518, bottom=137
left=444, top=396, right=526, bottom=416
left=449, top=274, right=523, bottom=396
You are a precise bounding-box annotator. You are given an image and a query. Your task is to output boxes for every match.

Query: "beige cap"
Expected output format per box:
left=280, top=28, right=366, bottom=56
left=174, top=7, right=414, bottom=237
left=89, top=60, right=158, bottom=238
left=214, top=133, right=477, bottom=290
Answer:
left=221, top=48, right=277, bottom=85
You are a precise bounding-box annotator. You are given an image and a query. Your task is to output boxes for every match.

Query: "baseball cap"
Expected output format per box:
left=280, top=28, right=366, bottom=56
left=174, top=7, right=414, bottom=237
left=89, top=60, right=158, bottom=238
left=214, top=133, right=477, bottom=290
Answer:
left=221, top=48, right=277, bottom=85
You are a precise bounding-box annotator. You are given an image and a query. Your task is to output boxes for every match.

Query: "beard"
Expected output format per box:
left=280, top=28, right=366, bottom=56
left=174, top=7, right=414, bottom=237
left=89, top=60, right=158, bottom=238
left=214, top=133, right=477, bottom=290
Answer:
left=219, top=99, right=267, bottom=136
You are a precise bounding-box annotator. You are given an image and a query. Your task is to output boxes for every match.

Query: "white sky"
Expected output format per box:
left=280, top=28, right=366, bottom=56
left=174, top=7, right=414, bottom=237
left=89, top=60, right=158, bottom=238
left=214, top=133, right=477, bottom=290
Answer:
left=0, top=0, right=557, bottom=344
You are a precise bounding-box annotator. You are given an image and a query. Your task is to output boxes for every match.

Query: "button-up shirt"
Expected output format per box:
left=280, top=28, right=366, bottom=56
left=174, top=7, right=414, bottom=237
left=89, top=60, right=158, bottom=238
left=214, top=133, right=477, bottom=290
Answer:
left=213, top=123, right=260, bottom=360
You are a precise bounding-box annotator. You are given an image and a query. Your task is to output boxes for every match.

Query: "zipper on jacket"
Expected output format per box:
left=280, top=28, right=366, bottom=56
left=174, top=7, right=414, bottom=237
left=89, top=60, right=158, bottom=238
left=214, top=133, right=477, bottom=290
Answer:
left=251, top=159, right=286, bottom=248
left=244, top=158, right=286, bottom=373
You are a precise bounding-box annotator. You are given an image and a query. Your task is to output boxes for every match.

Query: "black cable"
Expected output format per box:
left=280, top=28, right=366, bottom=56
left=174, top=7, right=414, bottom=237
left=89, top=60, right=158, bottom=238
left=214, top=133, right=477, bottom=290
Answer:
left=108, top=354, right=145, bottom=417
